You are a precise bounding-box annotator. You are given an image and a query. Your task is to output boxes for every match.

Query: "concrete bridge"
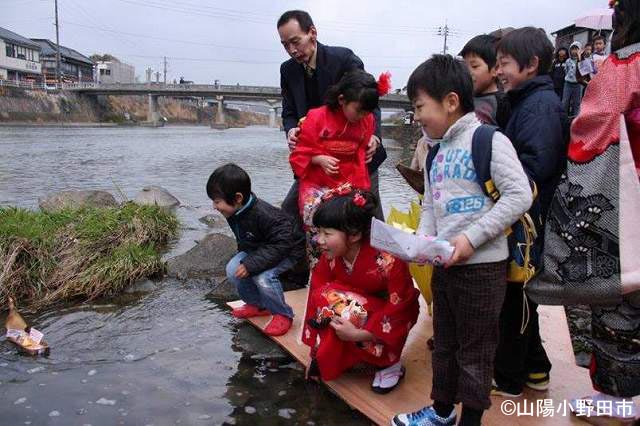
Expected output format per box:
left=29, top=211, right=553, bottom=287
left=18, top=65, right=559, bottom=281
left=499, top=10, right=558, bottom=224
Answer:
left=63, top=82, right=411, bottom=127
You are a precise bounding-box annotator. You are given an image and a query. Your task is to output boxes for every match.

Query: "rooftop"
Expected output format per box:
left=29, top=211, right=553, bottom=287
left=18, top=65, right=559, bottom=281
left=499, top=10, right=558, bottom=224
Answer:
left=30, top=39, right=93, bottom=65
left=0, top=26, right=41, bottom=50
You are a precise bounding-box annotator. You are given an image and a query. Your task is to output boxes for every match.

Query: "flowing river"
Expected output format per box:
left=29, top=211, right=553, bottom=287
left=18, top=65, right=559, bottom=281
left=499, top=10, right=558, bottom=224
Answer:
left=0, top=125, right=415, bottom=426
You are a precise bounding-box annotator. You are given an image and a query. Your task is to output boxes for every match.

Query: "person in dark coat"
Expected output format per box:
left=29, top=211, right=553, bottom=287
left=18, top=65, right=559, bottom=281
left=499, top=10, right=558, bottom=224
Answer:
left=492, top=27, right=569, bottom=398
left=551, top=47, right=568, bottom=99
left=206, top=163, right=306, bottom=337
left=277, top=10, right=387, bottom=230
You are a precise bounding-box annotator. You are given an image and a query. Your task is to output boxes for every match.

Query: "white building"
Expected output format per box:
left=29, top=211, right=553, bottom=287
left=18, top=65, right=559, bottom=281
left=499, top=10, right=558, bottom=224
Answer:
left=0, top=26, right=42, bottom=82
left=95, top=60, right=135, bottom=84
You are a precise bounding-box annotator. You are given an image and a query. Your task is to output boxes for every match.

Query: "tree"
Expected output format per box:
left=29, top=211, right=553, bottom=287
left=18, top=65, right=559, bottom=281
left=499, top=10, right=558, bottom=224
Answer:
left=89, top=54, right=120, bottom=63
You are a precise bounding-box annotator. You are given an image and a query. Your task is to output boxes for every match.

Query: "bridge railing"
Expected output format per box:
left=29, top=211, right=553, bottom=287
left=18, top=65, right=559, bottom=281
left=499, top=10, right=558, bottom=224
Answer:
left=0, top=79, right=59, bottom=91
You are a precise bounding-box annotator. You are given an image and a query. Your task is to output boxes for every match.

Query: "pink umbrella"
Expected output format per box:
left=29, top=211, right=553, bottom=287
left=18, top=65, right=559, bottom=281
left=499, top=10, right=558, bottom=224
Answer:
left=575, top=8, right=614, bottom=30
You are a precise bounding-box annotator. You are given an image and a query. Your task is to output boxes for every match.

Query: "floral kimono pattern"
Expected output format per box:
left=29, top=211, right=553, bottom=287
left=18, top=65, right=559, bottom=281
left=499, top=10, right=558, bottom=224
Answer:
left=302, top=240, right=420, bottom=381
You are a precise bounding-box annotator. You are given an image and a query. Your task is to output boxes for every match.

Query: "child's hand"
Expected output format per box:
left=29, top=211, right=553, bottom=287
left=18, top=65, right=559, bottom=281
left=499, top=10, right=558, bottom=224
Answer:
left=312, top=155, right=340, bottom=176
left=445, top=234, right=474, bottom=268
left=330, top=317, right=372, bottom=342
left=235, top=264, right=249, bottom=279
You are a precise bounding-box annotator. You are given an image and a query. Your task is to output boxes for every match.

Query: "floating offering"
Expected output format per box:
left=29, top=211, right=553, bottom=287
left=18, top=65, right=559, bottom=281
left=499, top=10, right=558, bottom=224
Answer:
left=5, top=297, right=50, bottom=356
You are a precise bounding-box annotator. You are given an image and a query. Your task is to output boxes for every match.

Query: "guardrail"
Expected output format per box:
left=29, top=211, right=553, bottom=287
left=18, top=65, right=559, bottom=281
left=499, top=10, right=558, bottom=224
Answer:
left=0, top=79, right=57, bottom=91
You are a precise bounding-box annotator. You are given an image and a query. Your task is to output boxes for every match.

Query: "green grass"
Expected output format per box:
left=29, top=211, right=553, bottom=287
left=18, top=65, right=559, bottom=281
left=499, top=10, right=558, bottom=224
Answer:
left=0, top=203, right=179, bottom=309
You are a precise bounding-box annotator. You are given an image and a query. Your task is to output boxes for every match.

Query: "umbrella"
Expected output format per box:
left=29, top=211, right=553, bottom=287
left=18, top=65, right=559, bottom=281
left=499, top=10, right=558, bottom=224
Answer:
left=575, top=8, right=613, bottom=31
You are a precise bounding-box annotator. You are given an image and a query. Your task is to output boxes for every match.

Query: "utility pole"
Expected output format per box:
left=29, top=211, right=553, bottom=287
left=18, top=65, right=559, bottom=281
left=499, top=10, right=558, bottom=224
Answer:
left=437, top=21, right=450, bottom=55
left=163, top=56, right=167, bottom=85
left=54, top=0, right=61, bottom=85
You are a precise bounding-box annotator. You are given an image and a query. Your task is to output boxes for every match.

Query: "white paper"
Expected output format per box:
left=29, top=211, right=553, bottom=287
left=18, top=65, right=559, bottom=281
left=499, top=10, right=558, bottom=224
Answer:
left=28, top=328, right=44, bottom=345
left=578, top=58, right=595, bottom=76
left=370, top=218, right=454, bottom=265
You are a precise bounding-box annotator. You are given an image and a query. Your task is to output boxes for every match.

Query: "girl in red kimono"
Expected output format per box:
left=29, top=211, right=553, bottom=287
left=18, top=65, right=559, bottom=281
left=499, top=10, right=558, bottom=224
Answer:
left=289, top=70, right=391, bottom=266
left=302, top=188, right=420, bottom=393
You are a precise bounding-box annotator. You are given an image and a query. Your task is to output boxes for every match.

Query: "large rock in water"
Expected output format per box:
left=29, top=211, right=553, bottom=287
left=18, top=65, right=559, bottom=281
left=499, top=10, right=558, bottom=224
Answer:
left=167, top=233, right=237, bottom=282
left=134, top=186, right=180, bottom=208
left=39, top=190, right=118, bottom=212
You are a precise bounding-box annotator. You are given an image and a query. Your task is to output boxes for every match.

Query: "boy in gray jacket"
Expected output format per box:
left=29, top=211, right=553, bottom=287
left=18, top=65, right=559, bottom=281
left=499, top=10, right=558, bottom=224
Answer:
left=392, top=55, right=532, bottom=426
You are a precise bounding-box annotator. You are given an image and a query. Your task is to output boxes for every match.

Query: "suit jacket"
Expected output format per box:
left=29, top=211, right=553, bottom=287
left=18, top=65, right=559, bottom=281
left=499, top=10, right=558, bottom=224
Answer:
left=280, top=42, right=386, bottom=171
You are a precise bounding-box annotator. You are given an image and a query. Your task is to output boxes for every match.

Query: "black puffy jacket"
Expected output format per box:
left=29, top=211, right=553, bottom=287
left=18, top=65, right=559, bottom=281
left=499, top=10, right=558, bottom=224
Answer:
left=226, top=194, right=306, bottom=275
left=504, top=75, right=569, bottom=220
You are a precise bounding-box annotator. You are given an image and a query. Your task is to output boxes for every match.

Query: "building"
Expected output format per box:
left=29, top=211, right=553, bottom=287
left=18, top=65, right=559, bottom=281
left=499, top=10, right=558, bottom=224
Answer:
left=30, top=38, right=93, bottom=84
left=0, top=26, right=42, bottom=82
left=95, top=59, right=135, bottom=84
left=552, top=25, right=612, bottom=50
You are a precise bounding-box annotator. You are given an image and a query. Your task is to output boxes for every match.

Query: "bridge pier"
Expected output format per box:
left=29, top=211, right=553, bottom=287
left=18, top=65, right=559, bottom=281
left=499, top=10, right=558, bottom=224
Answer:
left=211, top=95, right=229, bottom=129
left=266, top=99, right=281, bottom=129
left=147, top=94, right=163, bottom=127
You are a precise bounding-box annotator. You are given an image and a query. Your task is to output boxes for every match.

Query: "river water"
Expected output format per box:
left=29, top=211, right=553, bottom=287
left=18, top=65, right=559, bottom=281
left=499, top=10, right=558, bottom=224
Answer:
left=0, top=125, right=415, bottom=426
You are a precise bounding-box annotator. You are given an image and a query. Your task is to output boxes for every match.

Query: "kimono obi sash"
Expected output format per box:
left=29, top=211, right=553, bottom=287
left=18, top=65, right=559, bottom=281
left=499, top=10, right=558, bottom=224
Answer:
left=324, top=139, right=360, bottom=159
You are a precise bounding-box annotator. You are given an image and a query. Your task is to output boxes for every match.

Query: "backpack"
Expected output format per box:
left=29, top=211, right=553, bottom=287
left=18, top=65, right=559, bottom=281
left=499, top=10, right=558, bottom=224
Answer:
left=425, top=124, right=541, bottom=284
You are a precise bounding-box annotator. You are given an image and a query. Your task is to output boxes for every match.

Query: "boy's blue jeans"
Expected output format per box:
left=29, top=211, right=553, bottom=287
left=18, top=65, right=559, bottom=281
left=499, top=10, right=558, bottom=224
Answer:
left=225, top=251, right=294, bottom=318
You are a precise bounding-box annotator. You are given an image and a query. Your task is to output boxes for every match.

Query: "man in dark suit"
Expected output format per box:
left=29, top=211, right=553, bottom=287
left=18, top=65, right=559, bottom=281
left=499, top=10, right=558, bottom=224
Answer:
left=277, top=10, right=387, bottom=226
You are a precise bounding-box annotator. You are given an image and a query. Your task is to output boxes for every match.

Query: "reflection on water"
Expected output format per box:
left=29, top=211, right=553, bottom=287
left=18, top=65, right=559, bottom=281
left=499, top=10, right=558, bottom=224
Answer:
left=0, top=125, right=416, bottom=425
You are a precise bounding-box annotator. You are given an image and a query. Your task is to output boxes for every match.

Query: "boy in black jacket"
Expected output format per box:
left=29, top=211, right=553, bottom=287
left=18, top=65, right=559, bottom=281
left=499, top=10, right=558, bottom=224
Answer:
left=492, top=27, right=568, bottom=398
left=207, top=163, right=305, bottom=336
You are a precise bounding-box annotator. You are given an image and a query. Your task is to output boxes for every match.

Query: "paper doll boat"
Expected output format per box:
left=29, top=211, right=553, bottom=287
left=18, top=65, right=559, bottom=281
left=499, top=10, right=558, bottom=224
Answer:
left=4, top=297, right=50, bottom=356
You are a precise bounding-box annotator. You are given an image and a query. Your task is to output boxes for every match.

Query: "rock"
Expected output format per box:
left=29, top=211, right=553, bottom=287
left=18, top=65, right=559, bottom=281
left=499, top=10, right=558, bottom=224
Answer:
left=39, top=190, right=118, bottom=212
left=166, top=233, right=236, bottom=281
left=244, top=406, right=256, bottom=414
left=206, top=279, right=239, bottom=301
left=124, top=279, right=157, bottom=294
left=87, top=369, right=97, bottom=376
left=49, top=411, right=61, bottom=417
left=198, top=214, right=219, bottom=227
left=133, top=186, right=180, bottom=208
left=14, top=397, right=27, bottom=405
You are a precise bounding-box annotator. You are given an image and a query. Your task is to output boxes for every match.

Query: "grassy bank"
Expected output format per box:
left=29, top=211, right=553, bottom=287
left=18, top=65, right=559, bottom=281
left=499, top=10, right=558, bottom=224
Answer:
left=0, top=203, right=179, bottom=310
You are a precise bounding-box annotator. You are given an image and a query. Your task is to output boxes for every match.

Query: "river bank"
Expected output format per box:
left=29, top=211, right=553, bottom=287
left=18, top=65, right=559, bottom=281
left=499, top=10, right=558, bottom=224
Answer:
left=0, top=86, right=271, bottom=127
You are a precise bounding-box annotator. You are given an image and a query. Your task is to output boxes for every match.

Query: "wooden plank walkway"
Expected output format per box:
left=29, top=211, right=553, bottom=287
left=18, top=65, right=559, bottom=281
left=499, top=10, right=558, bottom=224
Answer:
left=228, top=289, right=636, bottom=426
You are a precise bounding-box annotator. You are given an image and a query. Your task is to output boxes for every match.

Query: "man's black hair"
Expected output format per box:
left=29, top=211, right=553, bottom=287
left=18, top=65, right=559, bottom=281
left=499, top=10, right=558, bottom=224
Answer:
left=459, top=34, right=500, bottom=69
left=313, top=190, right=378, bottom=237
left=325, top=69, right=379, bottom=112
left=206, top=163, right=251, bottom=205
left=612, top=0, right=640, bottom=51
left=277, top=10, right=314, bottom=32
left=497, top=27, right=554, bottom=75
left=406, top=54, right=475, bottom=114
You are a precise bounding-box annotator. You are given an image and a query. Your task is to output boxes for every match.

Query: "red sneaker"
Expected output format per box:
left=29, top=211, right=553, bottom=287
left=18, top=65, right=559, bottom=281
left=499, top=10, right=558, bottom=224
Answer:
left=232, top=304, right=270, bottom=319
left=264, top=315, right=292, bottom=336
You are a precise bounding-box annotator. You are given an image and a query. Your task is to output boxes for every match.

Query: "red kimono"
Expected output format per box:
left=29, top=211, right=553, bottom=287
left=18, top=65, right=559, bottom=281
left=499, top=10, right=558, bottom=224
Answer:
left=289, top=105, right=373, bottom=221
left=302, top=240, right=420, bottom=381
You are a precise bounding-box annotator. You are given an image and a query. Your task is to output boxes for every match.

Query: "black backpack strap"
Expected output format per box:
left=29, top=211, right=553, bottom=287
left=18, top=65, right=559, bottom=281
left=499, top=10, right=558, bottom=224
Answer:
left=424, top=143, right=441, bottom=185
left=471, top=124, right=500, bottom=202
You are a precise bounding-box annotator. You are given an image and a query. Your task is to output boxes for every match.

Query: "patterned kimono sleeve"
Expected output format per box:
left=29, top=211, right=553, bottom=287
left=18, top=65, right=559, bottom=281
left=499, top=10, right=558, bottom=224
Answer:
left=301, top=253, right=334, bottom=347
left=289, top=110, right=324, bottom=179
left=363, top=254, right=420, bottom=348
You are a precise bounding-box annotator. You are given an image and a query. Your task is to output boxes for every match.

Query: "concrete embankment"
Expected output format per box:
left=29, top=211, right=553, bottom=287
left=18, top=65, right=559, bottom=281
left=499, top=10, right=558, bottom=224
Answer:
left=0, top=86, right=270, bottom=127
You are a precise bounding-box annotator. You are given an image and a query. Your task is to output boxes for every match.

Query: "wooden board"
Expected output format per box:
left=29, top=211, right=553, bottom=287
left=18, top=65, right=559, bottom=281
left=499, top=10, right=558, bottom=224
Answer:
left=228, top=289, right=636, bottom=426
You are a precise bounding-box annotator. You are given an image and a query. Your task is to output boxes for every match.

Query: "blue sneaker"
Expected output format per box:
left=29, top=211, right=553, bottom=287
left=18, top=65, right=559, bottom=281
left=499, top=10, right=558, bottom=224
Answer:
left=391, top=405, right=456, bottom=426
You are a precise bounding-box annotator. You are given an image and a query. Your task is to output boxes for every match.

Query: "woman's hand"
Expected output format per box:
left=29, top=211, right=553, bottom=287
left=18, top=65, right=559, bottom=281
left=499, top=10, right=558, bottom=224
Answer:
left=330, top=317, right=372, bottom=342
left=312, top=155, right=340, bottom=176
